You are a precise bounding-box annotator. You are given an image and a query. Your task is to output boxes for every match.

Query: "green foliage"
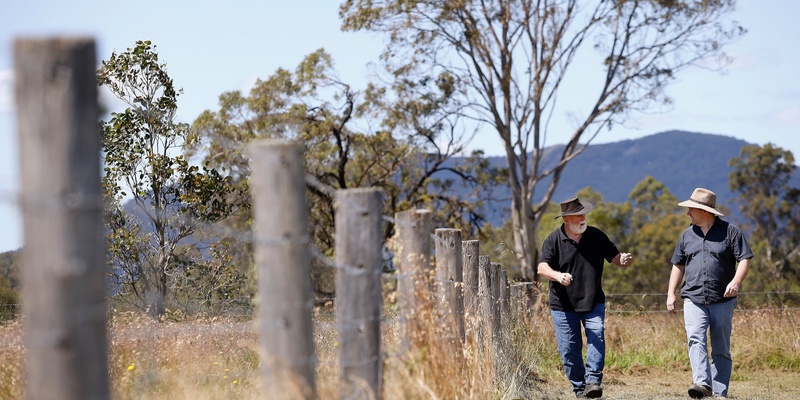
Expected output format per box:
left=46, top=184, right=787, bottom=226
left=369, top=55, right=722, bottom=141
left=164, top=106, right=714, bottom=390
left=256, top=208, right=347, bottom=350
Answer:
left=340, top=0, right=745, bottom=283
left=0, top=249, right=20, bottom=287
left=170, top=241, right=250, bottom=316
left=608, top=178, right=684, bottom=294
left=729, top=144, right=800, bottom=292
left=0, top=275, right=17, bottom=321
left=188, top=49, right=503, bottom=298
left=98, top=41, right=247, bottom=317
left=0, top=250, right=19, bottom=320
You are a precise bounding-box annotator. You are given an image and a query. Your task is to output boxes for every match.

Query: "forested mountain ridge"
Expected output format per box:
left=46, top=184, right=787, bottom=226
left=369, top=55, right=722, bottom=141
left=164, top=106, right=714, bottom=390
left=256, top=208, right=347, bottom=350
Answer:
left=0, top=130, right=791, bottom=263
left=472, top=130, right=790, bottom=226
left=538, top=130, right=749, bottom=204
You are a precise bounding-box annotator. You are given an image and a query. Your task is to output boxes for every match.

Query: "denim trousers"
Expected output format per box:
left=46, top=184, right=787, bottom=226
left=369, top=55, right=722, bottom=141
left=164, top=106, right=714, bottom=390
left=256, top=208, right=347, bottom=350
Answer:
left=550, top=302, right=605, bottom=393
left=683, top=298, right=737, bottom=397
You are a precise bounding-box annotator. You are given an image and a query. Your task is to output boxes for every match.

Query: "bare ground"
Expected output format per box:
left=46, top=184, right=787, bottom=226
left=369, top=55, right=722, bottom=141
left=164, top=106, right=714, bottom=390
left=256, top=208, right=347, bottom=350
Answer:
left=537, top=369, right=800, bottom=400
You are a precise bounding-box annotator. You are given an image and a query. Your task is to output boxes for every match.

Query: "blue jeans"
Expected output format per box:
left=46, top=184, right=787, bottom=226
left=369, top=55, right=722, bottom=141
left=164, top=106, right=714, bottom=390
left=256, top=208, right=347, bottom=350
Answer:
left=683, top=298, right=737, bottom=397
left=551, top=303, right=605, bottom=394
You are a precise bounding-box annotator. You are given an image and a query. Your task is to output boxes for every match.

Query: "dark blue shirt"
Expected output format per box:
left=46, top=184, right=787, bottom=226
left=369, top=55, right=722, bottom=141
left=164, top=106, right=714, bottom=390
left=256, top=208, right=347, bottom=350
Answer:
left=539, top=225, right=620, bottom=312
left=670, top=218, right=753, bottom=304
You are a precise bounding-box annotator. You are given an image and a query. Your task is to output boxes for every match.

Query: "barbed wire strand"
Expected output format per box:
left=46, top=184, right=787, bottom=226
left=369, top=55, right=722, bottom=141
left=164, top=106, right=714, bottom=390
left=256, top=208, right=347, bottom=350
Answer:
left=4, top=158, right=800, bottom=385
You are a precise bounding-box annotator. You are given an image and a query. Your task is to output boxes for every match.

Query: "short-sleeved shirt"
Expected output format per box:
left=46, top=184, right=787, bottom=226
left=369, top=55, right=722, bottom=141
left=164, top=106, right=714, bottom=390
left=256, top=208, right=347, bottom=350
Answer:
left=539, top=225, right=620, bottom=312
left=670, top=218, right=753, bottom=304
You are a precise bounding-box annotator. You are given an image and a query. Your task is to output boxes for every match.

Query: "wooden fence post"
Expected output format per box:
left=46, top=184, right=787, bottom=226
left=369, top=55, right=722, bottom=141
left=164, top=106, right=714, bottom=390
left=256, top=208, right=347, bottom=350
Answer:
left=499, top=270, right=511, bottom=339
left=249, top=140, right=316, bottom=399
left=461, top=240, right=479, bottom=343
left=336, top=188, right=384, bottom=399
left=510, top=283, right=528, bottom=323
left=434, top=229, right=465, bottom=350
left=15, top=37, right=110, bottom=400
left=490, top=262, right=503, bottom=343
left=477, top=255, right=493, bottom=350
left=394, top=209, right=432, bottom=350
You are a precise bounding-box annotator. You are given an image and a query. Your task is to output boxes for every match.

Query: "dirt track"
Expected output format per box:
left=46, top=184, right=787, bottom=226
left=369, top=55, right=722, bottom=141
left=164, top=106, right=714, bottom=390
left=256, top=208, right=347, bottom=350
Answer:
left=538, top=370, right=800, bottom=399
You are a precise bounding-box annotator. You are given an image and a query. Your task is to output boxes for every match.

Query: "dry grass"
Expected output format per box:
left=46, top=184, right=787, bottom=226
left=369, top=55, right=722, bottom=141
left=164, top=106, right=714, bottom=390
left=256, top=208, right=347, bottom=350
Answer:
left=0, top=308, right=799, bottom=399
left=107, top=312, right=260, bottom=400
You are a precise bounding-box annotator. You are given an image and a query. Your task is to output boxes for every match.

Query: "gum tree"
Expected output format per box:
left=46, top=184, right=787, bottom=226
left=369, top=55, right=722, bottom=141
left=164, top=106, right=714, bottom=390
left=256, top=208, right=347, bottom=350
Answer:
left=98, top=41, right=245, bottom=317
left=340, top=0, right=745, bottom=282
left=729, top=144, right=800, bottom=289
left=188, top=49, right=504, bottom=299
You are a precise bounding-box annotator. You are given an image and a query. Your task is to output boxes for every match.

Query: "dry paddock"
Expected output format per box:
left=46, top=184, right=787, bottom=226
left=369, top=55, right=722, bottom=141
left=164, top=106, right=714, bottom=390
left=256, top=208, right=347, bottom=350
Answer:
left=1, top=313, right=799, bottom=399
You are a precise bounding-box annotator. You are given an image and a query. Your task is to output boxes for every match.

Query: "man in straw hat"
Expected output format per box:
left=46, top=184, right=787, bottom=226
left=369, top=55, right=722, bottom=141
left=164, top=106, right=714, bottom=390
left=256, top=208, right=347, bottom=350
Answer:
left=538, top=196, right=634, bottom=398
left=667, top=188, right=753, bottom=399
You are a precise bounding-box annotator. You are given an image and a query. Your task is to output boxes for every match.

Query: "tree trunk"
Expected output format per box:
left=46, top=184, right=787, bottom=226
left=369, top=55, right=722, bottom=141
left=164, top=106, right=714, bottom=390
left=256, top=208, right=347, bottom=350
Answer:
left=510, top=191, right=537, bottom=282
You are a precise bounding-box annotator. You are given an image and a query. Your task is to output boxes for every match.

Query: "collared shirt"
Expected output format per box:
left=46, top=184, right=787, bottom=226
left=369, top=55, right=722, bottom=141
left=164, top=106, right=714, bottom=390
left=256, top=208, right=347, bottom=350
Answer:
left=671, top=218, right=753, bottom=304
left=539, top=225, right=620, bottom=312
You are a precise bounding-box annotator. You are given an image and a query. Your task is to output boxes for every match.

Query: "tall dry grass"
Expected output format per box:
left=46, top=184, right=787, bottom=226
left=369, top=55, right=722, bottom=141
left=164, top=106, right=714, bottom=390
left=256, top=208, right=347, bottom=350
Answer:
left=0, top=306, right=798, bottom=399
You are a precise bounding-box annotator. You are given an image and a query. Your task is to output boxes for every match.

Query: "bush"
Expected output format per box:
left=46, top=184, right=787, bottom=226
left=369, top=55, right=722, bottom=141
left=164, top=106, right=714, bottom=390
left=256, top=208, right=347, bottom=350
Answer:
left=0, top=275, right=18, bottom=321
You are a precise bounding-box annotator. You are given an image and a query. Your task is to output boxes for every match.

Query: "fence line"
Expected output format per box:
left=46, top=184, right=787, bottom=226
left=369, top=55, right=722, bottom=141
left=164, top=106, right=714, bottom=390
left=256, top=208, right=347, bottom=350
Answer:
left=7, top=38, right=799, bottom=400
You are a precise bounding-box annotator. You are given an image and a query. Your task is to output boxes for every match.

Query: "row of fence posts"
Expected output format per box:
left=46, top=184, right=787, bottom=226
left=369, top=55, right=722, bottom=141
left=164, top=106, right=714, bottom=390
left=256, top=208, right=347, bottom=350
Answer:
left=250, top=142, right=529, bottom=399
left=13, top=38, right=529, bottom=400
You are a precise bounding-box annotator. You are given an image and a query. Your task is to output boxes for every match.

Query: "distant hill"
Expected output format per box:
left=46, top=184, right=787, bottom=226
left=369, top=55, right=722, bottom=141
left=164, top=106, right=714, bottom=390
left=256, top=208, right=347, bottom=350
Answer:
left=469, top=130, right=797, bottom=226
left=537, top=130, right=748, bottom=204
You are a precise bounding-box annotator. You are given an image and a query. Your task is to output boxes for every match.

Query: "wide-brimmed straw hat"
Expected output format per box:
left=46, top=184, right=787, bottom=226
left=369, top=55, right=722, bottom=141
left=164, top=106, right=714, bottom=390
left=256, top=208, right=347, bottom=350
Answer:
left=677, top=187, right=724, bottom=216
left=554, top=197, right=593, bottom=219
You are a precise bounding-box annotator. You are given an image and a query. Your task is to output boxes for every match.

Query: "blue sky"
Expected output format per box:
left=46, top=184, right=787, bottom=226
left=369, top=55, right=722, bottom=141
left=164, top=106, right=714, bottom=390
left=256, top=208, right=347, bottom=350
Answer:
left=1, top=1, right=799, bottom=252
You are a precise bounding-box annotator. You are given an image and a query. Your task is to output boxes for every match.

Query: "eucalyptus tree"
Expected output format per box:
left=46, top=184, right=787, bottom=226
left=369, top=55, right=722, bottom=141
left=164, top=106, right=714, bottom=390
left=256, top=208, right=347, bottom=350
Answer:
left=188, top=49, right=503, bottom=298
left=614, top=177, right=685, bottom=294
left=340, top=0, right=745, bottom=282
left=98, top=41, right=246, bottom=317
left=729, top=144, right=800, bottom=289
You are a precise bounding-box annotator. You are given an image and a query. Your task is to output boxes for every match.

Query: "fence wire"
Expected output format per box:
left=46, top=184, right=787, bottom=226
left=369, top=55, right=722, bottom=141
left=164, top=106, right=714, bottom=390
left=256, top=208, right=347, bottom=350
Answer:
left=3, top=153, right=800, bottom=397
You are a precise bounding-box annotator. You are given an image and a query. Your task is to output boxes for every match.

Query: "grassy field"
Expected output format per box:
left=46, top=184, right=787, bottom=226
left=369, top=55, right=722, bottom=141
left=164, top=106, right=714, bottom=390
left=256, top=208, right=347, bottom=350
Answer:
left=0, top=309, right=798, bottom=399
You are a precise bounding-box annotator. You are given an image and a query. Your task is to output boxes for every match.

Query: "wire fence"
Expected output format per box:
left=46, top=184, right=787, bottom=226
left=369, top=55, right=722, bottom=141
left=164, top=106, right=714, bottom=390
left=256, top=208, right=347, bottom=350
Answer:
left=4, top=146, right=800, bottom=398
left=3, top=39, right=799, bottom=399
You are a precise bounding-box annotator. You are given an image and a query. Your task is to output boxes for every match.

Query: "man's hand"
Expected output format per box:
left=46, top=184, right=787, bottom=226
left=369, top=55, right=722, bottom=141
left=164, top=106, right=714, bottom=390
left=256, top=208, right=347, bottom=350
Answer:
left=666, top=293, right=679, bottom=314
left=559, top=273, right=573, bottom=286
left=724, top=282, right=740, bottom=298
left=619, top=253, right=633, bottom=266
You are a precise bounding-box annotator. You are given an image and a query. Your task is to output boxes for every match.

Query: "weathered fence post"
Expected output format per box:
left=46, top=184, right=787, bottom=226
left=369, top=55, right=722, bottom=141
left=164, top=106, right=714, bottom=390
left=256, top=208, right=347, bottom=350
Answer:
left=477, top=255, right=493, bottom=350
left=249, top=140, right=316, bottom=399
left=394, top=209, right=432, bottom=350
left=336, top=188, right=384, bottom=399
left=510, top=283, right=528, bottom=323
left=490, top=262, right=503, bottom=343
left=434, top=228, right=465, bottom=350
left=15, top=37, right=110, bottom=400
left=499, top=270, right=511, bottom=337
left=461, top=240, right=479, bottom=343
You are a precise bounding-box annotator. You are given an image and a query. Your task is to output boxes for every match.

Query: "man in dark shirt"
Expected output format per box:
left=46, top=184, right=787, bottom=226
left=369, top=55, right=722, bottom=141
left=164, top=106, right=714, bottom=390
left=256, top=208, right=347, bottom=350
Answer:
left=538, top=197, right=633, bottom=398
left=667, top=188, right=753, bottom=399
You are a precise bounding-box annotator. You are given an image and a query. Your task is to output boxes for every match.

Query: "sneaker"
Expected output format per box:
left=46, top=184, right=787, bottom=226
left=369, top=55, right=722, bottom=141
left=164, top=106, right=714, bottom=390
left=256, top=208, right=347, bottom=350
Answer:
left=584, top=383, right=603, bottom=398
left=575, top=390, right=586, bottom=398
left=688, top=383, right=712, bottom=399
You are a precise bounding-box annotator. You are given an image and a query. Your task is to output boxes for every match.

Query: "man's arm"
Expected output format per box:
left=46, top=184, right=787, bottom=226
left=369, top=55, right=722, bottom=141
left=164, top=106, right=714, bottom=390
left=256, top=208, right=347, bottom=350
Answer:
left=666, top=264, right=685, bottom=314
left=724, top=258, right=751, bottom=298
left=537, top=262, right=573, bottom=286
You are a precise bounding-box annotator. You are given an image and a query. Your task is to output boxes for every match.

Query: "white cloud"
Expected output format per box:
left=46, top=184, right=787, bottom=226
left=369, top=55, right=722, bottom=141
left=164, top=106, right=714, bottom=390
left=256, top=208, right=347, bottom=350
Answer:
left=0, top=70, right=14, bottom=114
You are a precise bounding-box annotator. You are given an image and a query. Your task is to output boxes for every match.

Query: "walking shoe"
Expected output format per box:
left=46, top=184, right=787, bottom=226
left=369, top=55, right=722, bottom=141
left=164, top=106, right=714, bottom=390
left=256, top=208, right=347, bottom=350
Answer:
left=584, top=383, right=603, bottom=398
left=688, top=383, right=712, bottom=398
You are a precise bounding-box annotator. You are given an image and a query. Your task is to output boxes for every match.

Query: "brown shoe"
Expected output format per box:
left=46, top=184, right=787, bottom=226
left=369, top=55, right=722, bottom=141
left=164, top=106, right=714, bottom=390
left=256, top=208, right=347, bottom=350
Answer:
left=585, top=383, right=603, bottom=398
left=688, top=383, right=712, bottom=398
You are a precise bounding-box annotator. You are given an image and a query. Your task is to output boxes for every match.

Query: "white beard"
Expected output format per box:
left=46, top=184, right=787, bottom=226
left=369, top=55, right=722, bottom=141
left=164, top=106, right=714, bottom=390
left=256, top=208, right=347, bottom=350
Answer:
left=568, top=221, right=587, bottom=235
